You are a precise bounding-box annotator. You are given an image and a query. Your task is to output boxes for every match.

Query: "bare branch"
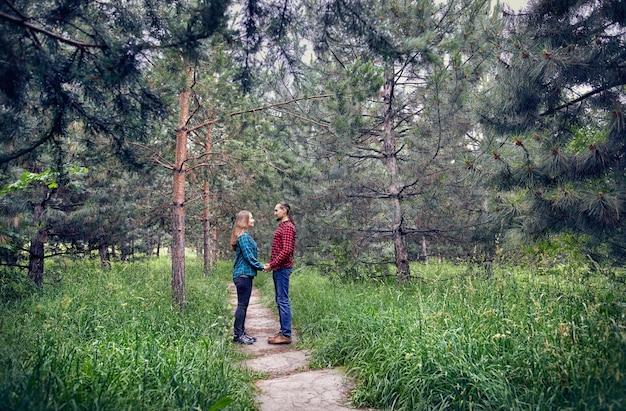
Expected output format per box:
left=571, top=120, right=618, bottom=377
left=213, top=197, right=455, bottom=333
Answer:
left=272, top=107, right=331, bottom=128
left=127, top=141, right=174, bottom=170
left=186, top=118, right=220, bottom=134
left=228, top=94, right=333, bottom=116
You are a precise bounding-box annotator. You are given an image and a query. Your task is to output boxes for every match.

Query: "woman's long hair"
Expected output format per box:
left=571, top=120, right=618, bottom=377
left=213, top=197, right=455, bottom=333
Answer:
left=230, top=210, right=251, bottom=251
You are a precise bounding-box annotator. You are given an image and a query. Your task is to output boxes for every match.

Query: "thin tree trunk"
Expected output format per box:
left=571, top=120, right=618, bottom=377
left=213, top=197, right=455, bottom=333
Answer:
left=203, top=181, right=212, bottom=276
left=147, top=237, right=154, bottom=258
left=211, top=225, right=218, bottom=267
left=28, top=237, right=44, bottom=287
left=203, top=121, right=213, bottom=276
left=172, top=66, right=192, bottom=309
left=382, top=69, right=410, bottom=282
left=98, top=244, right=111, bottom=268
left=422, top=236, right=429, bottom=265
left=28, top=184, right=48, bottom=287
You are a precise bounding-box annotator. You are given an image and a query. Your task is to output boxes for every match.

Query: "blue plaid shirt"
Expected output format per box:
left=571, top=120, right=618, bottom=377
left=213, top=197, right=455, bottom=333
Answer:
left=233, top=232, right=265, bottom=278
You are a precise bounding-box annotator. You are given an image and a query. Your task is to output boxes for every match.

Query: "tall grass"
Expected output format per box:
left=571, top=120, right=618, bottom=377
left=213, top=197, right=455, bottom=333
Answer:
left=259, top=263, right=626, bottom=410
left=0, top=258, right=255, bottom=410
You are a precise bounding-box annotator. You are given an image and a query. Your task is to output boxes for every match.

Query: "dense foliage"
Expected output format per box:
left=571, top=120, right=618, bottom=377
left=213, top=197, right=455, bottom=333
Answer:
left=0, top=0, right=231, bottom=287
left=475, top=0, right=626, bottom=262
left=1, top=0, right=625, bottom=287
left=0, top=0, right=229, bottom=164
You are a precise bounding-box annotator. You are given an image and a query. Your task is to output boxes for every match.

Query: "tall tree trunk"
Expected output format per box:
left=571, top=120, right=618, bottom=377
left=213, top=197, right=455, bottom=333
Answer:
left=202, top=121, right=213, bottom=276
left=172, top=66, right=192, bottom=308
left=203, top=180, right=212, bottom=276
left=28, top=184, right=48, bottom=287
left=147, top=237, right=154, bottom=258
left=211, top=225, right=218, bottom=267
left=156, top=234, right=161, bottom=258
left=382, top=69, right=410, bottom=282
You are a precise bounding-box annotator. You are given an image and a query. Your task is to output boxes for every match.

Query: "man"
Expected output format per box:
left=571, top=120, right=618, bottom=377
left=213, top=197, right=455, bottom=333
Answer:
left=264, top=202, right=296, bottom=344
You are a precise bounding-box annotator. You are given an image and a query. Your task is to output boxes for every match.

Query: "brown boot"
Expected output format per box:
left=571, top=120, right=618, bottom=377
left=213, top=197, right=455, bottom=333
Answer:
left=268, top=332, right=292, bottom=344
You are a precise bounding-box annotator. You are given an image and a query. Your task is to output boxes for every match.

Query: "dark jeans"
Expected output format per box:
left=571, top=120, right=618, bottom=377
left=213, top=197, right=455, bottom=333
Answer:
left=233, top=275, right=253, bottom=337
left=273, top=267, right=292, bottom=337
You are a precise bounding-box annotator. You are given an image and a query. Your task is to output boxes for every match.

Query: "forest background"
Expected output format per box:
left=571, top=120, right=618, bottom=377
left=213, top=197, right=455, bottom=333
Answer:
left=0, top=0, right=625, bottom=409
left=2, top=0, right=625, bottom=296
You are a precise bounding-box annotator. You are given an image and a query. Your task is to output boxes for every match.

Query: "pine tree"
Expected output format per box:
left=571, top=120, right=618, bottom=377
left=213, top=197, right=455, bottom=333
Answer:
left=476, top=0, right=626, bottom=261
left=0, top=0, right=229, bottom=287
left=297, top=0, right=502, bottom=280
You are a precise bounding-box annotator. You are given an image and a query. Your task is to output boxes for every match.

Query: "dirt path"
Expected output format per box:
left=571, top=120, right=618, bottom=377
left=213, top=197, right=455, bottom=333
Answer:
left=229, top=284, right=372, bottom=411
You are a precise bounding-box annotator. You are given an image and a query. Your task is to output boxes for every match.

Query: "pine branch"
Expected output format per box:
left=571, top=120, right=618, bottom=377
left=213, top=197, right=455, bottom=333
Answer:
left=0, top=112, right=63, bottom=164
left=0, top=262, right=28, bottom=269
left=346, top=151, right=384, bottom=160
left=347, top=186, right=391, bottom=199
left=0, top=10, right=104, bottom=49
left=541, top=80, right=626, bottom=116
left=186, top=119, right=220, bottom=134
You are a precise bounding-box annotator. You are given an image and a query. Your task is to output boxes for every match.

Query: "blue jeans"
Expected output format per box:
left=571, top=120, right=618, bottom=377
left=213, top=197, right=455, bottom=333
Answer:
left=233, top=275, right=253, bottom=337
left=273, top=267, right=292, bottom=337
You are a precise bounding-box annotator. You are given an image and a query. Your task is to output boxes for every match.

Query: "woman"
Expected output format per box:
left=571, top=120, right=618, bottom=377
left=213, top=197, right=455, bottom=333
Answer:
left=230, top=210, right=265, bottom=344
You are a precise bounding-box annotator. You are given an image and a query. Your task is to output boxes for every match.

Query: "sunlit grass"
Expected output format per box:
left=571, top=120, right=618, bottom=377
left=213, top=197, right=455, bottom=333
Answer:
left=258, top=262, right=626, bottom=410
left=0, top=258, right=255, bottom=410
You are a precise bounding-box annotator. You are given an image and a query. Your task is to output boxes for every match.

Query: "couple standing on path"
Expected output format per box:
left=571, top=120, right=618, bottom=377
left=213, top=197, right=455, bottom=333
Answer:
left=230, top=202, right=296, bottom=346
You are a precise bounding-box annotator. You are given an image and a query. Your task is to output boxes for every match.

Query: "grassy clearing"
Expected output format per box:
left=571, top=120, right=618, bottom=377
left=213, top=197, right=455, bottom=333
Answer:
left=256, top=263, right=626, bottom=410
left=0, top=258, right=255, bottom=411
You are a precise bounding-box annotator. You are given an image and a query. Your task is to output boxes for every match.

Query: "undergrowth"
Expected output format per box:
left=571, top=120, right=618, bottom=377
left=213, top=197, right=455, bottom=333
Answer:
left=0, top=258, right=255, bottom=411
left=4, top=257, right=625, bottom=410
left=257, top=262, right=626, bottom=410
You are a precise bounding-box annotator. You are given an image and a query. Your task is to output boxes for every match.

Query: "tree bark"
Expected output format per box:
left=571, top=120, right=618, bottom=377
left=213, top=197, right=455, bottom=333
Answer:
left=202, top=122, right=213, bottom=276
left=27, top=184, right=48, bottom=287
left=382, top=69, right=410, bottom=282
left=172, top=66, right=192, bottom=309
left=211, top=225, right=218, bottom=267
left=98, top=244, right=111, bottom=268
left=203, top=180, right=212, bottom=276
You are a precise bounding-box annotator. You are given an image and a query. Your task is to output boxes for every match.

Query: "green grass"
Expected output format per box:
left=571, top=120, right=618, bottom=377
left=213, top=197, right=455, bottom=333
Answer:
left=0, top=258, right=255, bottom=411
left=256, top=263, right=626, bottom=410
left=3, top=259, right=625, bottom=410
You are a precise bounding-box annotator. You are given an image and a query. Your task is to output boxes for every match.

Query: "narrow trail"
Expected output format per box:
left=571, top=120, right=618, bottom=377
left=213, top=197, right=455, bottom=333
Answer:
left=228, top=284, right=372, bottom=411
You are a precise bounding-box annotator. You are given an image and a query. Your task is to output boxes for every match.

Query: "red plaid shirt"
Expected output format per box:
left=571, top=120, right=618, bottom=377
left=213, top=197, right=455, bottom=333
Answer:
left=268, top=220, right=296, bottom=270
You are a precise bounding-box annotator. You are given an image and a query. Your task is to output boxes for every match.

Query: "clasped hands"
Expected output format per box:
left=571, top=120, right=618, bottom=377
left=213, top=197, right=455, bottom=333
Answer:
left=263, top=263, right=271, bottom=272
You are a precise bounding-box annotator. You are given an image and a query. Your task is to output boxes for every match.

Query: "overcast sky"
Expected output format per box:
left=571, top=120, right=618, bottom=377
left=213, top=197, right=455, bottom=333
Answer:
left=503, top=0, right=528, bottom=11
